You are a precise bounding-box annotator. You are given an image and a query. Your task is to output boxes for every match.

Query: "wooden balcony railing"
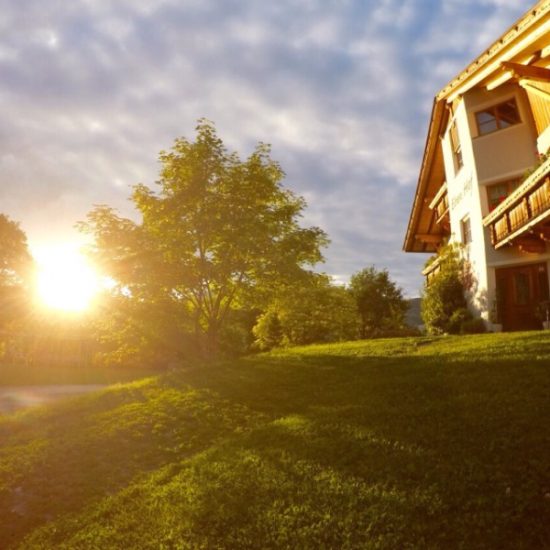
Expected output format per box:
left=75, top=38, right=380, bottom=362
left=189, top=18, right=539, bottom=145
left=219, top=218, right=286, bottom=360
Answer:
left=435, top=194, right=449, bottom=224
left=422, top=255, right=442, bottom=285
left=429, top=182, right=450, bottom=229
left=483, top=157, right=550, bottom=249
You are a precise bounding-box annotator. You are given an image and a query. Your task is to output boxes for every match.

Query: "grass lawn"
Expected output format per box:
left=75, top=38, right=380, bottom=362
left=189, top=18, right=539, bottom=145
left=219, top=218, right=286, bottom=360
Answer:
left=0, top=332, right=549, bottom=549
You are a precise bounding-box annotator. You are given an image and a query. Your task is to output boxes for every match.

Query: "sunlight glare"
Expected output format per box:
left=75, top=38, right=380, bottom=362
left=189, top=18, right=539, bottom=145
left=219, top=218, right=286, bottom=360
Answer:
left=35, top=245, right=100, bottom=312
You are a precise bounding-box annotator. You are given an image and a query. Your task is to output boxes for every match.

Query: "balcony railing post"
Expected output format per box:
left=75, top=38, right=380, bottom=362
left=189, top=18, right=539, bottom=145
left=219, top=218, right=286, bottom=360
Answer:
left=524, top=196, right=532, bottom=219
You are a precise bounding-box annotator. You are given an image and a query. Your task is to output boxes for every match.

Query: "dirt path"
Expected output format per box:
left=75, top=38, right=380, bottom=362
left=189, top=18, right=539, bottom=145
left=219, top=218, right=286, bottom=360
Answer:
left=0, top=385, right=106, bottom=414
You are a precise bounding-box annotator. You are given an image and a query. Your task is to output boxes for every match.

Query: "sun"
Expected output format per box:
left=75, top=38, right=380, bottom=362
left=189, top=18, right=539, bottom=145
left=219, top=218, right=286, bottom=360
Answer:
left=35, top=245, right=100, bottom=312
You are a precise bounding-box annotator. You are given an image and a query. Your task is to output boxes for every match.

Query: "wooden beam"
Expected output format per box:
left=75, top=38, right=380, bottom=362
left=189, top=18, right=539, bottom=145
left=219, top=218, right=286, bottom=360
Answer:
left=486, top=70, right=514, bottom=91
left=539, top=226, right=550, bottom=241
left=415, top=234, right=444, bottom=244
left=501, top=61, right=550, bottom=82
left=517, top=236, right=546, bottom=254
left=428, top=182, right=448, bottom=210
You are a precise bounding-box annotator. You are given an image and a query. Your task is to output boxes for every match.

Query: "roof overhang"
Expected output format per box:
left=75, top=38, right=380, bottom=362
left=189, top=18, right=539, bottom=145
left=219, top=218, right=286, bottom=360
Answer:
left=403, top=99, right=448, bottom=252
left=438, top=2, right=550, bottom=102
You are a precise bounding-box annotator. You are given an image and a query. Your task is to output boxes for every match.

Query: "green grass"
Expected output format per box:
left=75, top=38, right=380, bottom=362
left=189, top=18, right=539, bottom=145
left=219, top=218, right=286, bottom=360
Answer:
left=1, top=332, right=549, bottom=549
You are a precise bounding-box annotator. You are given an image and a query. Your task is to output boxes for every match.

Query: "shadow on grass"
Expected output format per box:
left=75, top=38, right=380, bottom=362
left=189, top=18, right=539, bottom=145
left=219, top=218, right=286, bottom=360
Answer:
left=2, top=342, right=550, bottom=548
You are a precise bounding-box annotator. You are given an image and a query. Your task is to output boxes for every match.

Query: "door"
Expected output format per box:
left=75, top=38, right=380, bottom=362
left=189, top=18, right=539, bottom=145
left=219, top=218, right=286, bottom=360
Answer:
left=496, top=263, right=549, bottom=331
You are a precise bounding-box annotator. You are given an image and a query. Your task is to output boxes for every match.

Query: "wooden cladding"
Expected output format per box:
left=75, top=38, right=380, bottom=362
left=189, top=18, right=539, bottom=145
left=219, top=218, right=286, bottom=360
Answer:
left=522, top=81, right=550, bottom=135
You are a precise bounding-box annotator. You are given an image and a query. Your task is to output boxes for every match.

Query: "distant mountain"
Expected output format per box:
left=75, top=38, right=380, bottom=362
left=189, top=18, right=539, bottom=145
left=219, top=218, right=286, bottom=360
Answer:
left=405, top=298, right=422, bottom=328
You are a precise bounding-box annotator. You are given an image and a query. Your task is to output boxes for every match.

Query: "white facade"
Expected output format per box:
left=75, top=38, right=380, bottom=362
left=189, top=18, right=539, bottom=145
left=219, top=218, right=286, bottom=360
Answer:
left=441, top=84, right=550, bottom=324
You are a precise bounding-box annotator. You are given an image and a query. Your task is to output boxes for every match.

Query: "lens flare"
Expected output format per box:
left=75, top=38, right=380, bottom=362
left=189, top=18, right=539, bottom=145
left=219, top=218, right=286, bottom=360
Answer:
left=35, top=245, right=100, bottom=312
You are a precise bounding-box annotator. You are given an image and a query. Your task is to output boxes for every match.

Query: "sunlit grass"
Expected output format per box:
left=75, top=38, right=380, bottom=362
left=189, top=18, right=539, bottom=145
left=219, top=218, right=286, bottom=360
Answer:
left=1, top=331, right=549, bottom=548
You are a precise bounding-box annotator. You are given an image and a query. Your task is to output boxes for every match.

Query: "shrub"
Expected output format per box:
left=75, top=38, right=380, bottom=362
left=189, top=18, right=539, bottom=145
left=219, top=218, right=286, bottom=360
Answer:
left=421, top=243, right=472, bottom=335
left=461, top=317, right=487, bottom=334
left=253, top=311, right=284, bottom=351
left=448, top=307, right=472, bottom=334
left=349, top=266, right=409, bottom=338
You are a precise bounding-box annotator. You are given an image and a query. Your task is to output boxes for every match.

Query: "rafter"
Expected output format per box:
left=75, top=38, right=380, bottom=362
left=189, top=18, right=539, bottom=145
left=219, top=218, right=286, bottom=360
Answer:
left=415, top=234, right=444, bottom=244
left=500, top=61, right=550, bottom=82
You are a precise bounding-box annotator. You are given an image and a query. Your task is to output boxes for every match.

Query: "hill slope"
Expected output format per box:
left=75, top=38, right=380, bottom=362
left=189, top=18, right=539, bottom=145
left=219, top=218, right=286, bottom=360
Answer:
left=1, top=333, right=549, bottom=549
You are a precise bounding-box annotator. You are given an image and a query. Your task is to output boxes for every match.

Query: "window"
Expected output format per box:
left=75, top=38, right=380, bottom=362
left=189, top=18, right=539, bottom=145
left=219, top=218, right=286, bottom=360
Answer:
left=486, top=178, right=521, bottom=211
left=449, top=120, right=463, bottom=174
left=461, top=216, right=472, bottom=245
left=475, top=98, right=521, bottom=136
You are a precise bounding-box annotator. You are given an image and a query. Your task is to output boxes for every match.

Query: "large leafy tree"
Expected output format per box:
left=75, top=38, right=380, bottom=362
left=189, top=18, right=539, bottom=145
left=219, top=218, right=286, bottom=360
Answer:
left=349, top=266, right=408, bottom=338
left=80, top=120, right=328, bottom=358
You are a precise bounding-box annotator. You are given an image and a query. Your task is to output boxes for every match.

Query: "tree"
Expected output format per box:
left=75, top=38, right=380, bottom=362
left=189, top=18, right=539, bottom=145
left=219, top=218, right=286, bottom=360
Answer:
left=0, top=214, right=33, bottom=322
left=349, top=266, right=408, bottom=338
left=0, top=214, right=33, bottom=361
left=79, top=120, right=328, bottom=359
left=0, top=214, right=32, bottom=288
left=253, top=274, right=360, bottom=349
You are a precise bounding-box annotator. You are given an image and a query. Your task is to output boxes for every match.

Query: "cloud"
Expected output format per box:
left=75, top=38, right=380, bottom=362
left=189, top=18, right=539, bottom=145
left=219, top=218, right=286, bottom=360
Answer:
left=0, top=0, right=530, bottom=296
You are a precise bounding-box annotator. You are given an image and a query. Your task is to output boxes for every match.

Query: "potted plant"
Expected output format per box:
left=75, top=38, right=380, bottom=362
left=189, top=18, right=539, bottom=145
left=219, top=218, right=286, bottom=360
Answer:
left=489, top=299, right=503, bottom=332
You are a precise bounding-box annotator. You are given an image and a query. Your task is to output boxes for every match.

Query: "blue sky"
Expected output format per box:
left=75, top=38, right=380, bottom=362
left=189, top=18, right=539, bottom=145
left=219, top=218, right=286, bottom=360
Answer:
left=0, top=0, right=531, bottom=296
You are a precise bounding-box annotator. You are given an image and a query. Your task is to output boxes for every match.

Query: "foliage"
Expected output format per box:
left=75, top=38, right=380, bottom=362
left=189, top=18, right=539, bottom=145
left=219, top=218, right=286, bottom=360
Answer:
left=218, top=307, right=260, bottom=357
left=349, top=266, right=408, bottom=338
left=2, top=332, right=550, bottom=549
left=252, top=310, right=284, bottom=350
left=0, top=214, right=33, bottom=288
left=253, top=274, right=360, bottom=349
left=0, top=214, right=34, bottom=360
left=89, top=293, right=196, bottom=368
left=78, top=120, right=328, bottom=360
left=421, top=243, right=472, bottom=335
left=448, top=307, right=472, bottom=334
left=460, top=317, right=487, bottom=334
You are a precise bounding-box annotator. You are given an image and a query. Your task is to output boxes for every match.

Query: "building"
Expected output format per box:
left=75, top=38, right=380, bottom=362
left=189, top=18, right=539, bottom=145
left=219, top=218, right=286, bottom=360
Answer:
left=404, top=1, right=550, bottom=331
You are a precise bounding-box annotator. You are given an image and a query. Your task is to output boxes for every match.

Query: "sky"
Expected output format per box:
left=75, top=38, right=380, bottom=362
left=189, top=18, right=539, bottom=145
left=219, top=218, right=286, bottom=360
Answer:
left=0, top=0, right=532, bottom=297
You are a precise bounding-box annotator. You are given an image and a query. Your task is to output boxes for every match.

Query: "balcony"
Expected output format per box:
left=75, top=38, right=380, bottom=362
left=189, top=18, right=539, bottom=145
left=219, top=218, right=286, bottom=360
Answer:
left=483, top=157, right=550, bottom=251
left=428, top=182, right=450, bottom=231
left=422, top=255, right=442, bottom=285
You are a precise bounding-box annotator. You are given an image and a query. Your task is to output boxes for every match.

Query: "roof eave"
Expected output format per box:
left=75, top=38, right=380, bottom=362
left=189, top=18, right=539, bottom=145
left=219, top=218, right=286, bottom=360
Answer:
left=437, top=1, right=550, bottom=102
left=403, top=99, right=447, bottom=252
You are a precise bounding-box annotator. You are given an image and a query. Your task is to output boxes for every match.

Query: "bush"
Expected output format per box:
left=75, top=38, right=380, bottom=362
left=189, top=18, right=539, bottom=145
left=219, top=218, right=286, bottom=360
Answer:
left=253, top=275, right=361, bottom=349
left=349, top=266, right=409, bottom=338
left=421, top=243, right=472, bottom=335
left=448, top=307, right=472, bottom=334
left=460, top=317, right=487, bottom=334
left=253, top=311, right=284, bottom=351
